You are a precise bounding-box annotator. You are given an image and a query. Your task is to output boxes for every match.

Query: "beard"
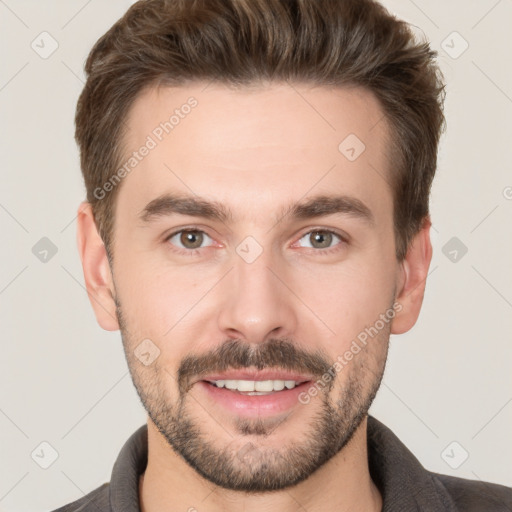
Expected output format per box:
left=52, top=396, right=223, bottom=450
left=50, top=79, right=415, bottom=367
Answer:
left=116, top=299, right=390, bottom=493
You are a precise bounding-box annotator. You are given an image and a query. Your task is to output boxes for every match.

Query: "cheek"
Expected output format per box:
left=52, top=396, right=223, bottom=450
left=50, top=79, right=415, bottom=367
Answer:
left=291, top=256, right=396, bottom=350
left=114, top=255, right=195, bottom=335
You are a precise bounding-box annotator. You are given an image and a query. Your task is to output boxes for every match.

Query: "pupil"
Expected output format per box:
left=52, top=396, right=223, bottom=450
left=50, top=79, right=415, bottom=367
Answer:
left=312, top=231, right=331, bottom=248
left=182, top=231, right=203, bottom=249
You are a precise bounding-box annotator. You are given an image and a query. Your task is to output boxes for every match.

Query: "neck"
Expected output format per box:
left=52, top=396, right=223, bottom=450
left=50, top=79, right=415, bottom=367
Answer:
left=139, top=416, right=382, bottom=512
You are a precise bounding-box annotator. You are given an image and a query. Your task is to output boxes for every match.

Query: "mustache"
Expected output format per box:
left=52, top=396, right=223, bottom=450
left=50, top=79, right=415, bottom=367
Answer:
left=177, top=338, right=333, bottom=394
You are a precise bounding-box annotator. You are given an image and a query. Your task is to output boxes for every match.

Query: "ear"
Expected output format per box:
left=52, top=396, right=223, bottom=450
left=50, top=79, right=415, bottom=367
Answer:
left=76, top=201, right=120, bottom=331
left=391, top=217, right=433, bottom=335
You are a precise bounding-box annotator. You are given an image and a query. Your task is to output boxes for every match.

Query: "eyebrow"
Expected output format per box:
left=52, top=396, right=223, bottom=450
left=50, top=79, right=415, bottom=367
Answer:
left=139, top=192, right=375, bottom=227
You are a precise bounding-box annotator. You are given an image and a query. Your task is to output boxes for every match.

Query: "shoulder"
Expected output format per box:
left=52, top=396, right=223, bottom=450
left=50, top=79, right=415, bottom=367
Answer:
left=433, top=472, right=512, bottom=511
left=50, top=482, right=110, bottom=512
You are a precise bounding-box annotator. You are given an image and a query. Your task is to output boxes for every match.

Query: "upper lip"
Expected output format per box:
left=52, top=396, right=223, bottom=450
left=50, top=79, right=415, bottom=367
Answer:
left=197, top=369, right=315, bottom=384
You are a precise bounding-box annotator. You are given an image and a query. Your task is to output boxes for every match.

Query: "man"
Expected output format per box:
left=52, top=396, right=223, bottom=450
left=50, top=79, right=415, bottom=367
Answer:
left=54, top=0, right=512, bottom=510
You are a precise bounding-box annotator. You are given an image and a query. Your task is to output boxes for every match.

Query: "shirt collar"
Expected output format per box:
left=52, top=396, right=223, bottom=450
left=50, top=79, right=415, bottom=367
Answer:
left=367, top=415, right=458, bottom=511
left=110, top=423, right=147, bottom=512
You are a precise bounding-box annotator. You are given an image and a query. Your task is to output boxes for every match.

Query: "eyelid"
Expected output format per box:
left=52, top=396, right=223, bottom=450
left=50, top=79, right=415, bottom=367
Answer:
left=295, top=226, right=349, bottom=242
left=292, top=227, right=349, bottom=251
left=164, top=227, right=218, bottom=250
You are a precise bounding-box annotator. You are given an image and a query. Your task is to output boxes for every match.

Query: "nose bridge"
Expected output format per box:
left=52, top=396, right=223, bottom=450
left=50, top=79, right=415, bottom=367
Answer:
left=216, top=236, right=298, bottom=343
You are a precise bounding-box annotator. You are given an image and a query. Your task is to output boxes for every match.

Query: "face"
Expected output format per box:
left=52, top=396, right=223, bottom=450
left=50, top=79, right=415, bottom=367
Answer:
left=90, top=82, right=412, bottom=491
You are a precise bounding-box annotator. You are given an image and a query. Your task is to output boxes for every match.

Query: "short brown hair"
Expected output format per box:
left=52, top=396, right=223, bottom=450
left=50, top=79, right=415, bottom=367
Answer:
left=75, top=0, right=445, bottom=261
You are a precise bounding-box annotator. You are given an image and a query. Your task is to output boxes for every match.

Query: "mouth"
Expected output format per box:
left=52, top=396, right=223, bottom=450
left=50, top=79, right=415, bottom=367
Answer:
left=194, top=370, right=315, bottom=417
left=204, top=378, right=308, bottom=395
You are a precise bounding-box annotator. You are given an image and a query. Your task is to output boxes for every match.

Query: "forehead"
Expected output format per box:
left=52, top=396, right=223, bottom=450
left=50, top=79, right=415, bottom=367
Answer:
left=117, top=81, right=393, bottom=225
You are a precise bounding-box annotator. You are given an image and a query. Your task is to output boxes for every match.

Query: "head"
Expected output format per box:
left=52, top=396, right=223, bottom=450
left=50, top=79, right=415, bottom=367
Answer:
left=76, top=0, right=444, bottom=493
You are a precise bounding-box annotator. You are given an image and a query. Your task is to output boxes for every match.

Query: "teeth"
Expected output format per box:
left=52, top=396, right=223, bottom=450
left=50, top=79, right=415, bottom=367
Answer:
left=255, top=380, right=274, bottom=392
left=211, top=379, right=300, bottom=392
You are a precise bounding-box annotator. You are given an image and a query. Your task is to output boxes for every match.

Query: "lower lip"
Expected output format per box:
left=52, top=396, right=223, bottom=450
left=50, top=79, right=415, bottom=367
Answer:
left=197, top=381, right=312, bottom=418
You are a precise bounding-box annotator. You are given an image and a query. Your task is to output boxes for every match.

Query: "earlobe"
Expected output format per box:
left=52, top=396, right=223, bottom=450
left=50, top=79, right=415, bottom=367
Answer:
left=391, top=217, right=433, bottom=335
left=76, top=201, right=120, bottom=331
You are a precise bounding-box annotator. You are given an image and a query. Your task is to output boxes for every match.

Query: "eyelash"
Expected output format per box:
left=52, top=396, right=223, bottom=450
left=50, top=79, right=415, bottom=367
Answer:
left=164, top=227, right=348, bottom=256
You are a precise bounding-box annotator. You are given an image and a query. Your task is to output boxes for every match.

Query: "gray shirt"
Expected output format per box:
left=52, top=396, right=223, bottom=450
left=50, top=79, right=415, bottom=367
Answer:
left=51, top=415, right=512, bottom=511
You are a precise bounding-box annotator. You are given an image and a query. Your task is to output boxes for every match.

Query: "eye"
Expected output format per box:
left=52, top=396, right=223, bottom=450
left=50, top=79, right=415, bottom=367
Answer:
left=166, top=229, right=215, bottom=251
left=295, top=229, right=346, bottom=252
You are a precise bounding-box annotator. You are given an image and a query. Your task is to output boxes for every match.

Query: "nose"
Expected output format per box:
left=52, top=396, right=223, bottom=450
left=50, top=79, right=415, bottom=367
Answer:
left=216, top=244, right=299, bottom=345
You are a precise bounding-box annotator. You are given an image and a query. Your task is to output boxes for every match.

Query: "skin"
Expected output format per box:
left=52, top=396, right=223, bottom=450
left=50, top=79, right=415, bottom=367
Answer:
left=77, top=81, right=432, bottom=512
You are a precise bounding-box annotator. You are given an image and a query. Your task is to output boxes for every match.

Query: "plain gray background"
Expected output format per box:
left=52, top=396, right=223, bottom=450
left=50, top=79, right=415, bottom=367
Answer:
left=1, top=0, right=511, bottom=510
